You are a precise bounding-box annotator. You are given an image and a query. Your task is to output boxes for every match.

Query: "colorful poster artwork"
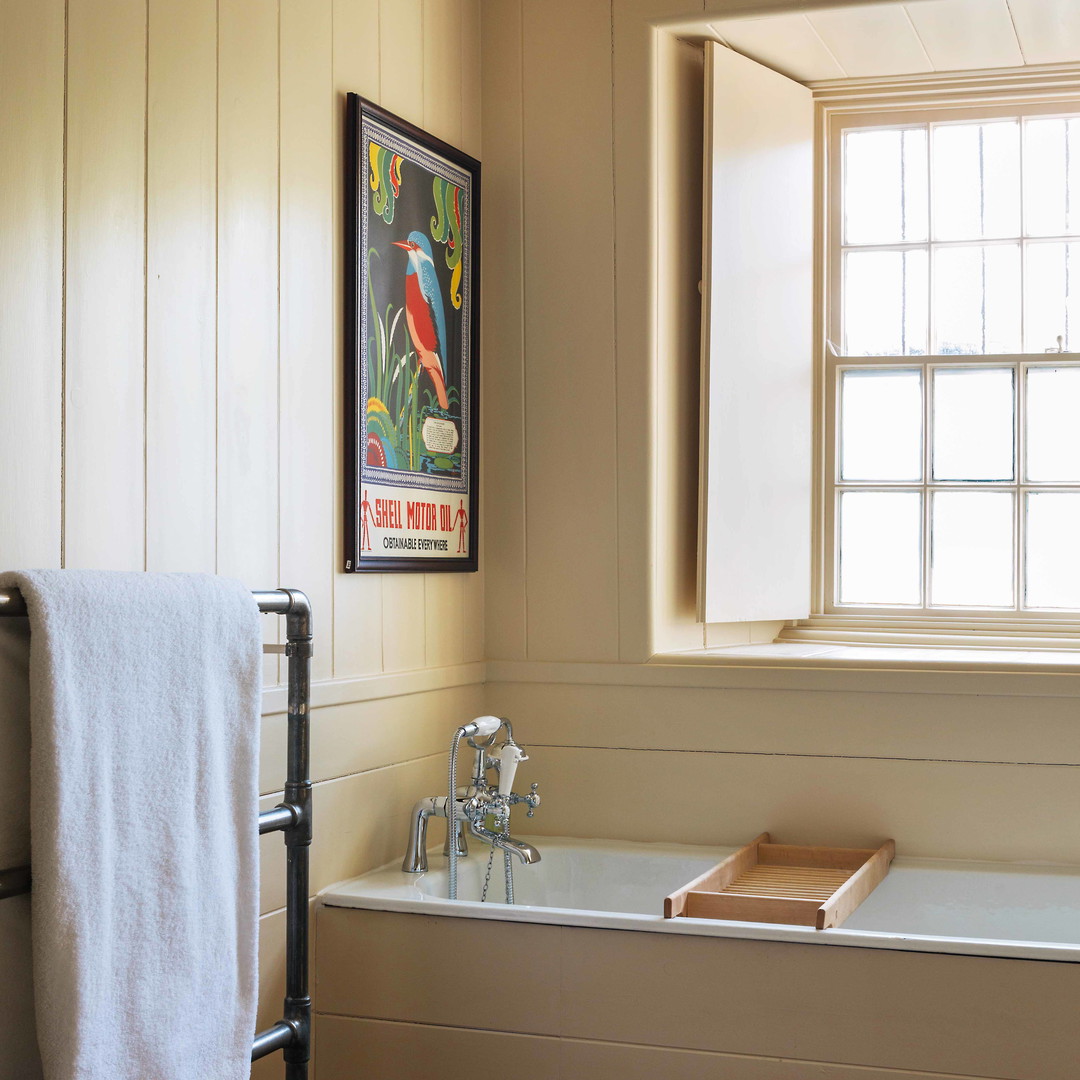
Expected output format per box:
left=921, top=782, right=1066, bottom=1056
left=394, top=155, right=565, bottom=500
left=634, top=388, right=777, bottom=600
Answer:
left=346, top=97, right=479, bottom=572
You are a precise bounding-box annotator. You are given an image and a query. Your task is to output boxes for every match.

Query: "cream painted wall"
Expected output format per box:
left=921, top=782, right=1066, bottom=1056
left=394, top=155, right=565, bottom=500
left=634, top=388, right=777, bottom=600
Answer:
left=0, top=1, right=482, bottom=1077
left=480, top=3, right=1080, bottom=1075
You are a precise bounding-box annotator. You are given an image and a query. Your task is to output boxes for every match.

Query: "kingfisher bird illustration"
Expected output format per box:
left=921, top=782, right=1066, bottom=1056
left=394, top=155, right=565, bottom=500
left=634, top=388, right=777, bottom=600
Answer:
left=392, top=230, right=450, bottom=410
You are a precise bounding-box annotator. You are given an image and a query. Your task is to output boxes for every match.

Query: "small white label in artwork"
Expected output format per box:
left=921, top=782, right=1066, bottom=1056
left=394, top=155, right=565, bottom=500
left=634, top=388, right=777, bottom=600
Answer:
left=422, top=417, right=460, bottom=454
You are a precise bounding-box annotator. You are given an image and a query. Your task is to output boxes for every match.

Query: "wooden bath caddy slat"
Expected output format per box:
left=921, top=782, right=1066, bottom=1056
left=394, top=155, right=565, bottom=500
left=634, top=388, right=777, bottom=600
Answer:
left=664, top=833, right=895, bottom=929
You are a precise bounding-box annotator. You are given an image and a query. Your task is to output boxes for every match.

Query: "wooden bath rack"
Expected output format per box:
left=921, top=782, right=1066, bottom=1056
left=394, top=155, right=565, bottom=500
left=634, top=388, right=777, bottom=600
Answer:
left=664, top=832, right=895, bottom=929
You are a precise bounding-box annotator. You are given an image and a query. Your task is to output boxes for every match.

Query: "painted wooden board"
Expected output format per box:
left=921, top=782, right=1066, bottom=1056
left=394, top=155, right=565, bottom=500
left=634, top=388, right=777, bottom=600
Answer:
left=905, top=0, right=1024, bottom=72
left=280, top=0, right=336, bottom=682
left=217, top=0, right=280, bottom=677
left=806, top=6, right=933, bottom=79
left=479, top=0, right=527, bottom=661
left=64, top=0, right=147, bottom=571
left=1002, top=0, right=1080, bottom=66
left=711, top=14, right=845, bottom=82
left=699, top=41, right=813, bottom=623
left=0, top=0, right=63, bottom=572
left=146, top=0, right=217, bottom=573
left=522, top=0, right=619, bottom=662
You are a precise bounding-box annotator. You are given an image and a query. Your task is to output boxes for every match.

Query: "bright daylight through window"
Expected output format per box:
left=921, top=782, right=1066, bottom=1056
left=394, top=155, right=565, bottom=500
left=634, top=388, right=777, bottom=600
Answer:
left=829, top=109, right=1080, bottom=617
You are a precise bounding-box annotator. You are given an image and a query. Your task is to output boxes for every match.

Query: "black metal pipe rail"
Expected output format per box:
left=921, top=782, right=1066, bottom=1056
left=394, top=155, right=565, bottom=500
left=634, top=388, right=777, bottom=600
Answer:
left=0, top=586, right=313, bottom=1080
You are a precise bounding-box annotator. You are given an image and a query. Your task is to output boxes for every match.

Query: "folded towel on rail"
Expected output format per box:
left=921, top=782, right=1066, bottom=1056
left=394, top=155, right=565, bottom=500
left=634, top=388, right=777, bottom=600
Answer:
left=0, top=570, right=263, bottom=1080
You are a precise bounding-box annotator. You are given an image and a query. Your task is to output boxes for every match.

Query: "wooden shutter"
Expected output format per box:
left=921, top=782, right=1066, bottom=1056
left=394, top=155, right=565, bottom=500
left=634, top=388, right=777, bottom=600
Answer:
left=698, top=41, right=814, bottom=624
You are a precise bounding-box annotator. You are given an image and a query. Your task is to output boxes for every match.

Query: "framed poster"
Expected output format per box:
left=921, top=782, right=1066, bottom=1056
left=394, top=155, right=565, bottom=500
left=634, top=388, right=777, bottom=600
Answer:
left=344, top=94, right=480, bottom=572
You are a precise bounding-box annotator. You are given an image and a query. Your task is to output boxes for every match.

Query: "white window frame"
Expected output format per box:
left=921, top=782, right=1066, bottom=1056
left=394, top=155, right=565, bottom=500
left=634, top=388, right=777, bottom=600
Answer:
left=810, top=72, right=1080, bottom=642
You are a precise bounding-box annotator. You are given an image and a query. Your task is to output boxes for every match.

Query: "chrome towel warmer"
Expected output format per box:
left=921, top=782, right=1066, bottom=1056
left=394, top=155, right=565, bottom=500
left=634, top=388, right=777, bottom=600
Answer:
left=0, top=586, right=313, bottom=1080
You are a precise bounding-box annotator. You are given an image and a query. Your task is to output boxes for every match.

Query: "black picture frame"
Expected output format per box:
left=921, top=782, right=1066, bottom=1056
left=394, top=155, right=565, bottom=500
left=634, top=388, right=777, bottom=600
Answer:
left=344, top=93, right=480, bottom=573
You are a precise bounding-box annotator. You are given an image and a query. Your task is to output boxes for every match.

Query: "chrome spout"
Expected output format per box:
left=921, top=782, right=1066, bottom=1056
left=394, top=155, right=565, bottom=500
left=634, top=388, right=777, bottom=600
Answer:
left=402, top=796, right=446, bottom=873
left=467, top=819, right=541, bottom=865
left=402, top=795, right=470, bottom=872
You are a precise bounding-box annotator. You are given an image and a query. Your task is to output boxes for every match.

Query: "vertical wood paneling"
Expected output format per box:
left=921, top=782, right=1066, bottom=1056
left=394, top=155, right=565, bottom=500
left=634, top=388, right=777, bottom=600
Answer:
left=0, top=2, right=483, bottom=1072
left=522, top=0, right=619, bottom=662
left=460, top=0, right=484, bottom=664
left=382, top=575, right=427, bottom=671
left=145, top=0, right=217, bottom=573
left=378, top=0, right=424, bottom=123
left=422, top=0, right=462, bottom=143
left=377, top=0, right=428, bottom=674
left=64, top=0, right=147, bottom=570
left=0, top=0, right=64, bottom=572
left=280, top=0, right=335, bottom=681
left=217, top=0, right=280, bottom=672
left=480, top=0, right=527, bottom=660
left=423, top=0, right=466, bottom=671
left=461, top=0, right=481, bottom=159
left=332, top=0, right=384, bottom=677
left=611, top=0, right=698, bottom=661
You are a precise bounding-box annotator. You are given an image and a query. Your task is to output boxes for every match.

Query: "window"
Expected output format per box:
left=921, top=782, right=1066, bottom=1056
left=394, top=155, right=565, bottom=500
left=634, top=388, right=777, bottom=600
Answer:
left=697, top=43, right=1080, bottom=640
left=826, top=104, right=1080, bottom=619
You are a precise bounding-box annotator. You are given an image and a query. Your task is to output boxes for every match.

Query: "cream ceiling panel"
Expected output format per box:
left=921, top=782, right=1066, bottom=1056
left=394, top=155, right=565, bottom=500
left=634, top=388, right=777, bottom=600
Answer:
left=1007, top=0, right=1080, bottom=65
left=808, top=5, right=934, bottom=77
left=710, top=14, right=846, bottom=82
left=905, top=0, right=1024, bottom=71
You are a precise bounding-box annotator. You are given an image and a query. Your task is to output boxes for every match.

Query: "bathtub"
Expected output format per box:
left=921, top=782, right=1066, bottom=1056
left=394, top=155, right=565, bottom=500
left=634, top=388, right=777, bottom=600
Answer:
left=316, top=836, right=1080, bottom=1078
left=319, top=834, right=1080, bottom=963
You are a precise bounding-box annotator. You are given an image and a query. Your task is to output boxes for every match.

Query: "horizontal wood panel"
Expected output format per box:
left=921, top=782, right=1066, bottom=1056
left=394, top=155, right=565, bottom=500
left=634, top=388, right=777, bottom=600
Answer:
left=485, top=677, right=1080, bottom=764
left=525, top=745, right=1080, bottom=865
left=317, top=907, right=1080, bottom=1078
left=317, top=1014, right=1003, bottom=1080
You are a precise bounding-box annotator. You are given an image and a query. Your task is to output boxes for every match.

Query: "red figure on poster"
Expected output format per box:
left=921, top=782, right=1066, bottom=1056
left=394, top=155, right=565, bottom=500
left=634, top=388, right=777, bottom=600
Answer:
left=361, top=489, right=375, bottom=551
left=454, top=500, right=469, bottom=553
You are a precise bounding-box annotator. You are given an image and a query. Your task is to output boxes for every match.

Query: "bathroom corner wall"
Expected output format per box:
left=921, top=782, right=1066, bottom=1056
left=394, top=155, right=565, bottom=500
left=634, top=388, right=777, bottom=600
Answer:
left=0, top=1, right=482, bottom=1076
left=480, top=2, right=1080, bottom=1074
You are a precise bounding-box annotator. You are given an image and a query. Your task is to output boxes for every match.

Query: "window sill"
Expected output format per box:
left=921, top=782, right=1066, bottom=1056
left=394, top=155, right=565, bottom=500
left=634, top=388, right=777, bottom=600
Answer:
left=652, top=640, right=1080, bottom=676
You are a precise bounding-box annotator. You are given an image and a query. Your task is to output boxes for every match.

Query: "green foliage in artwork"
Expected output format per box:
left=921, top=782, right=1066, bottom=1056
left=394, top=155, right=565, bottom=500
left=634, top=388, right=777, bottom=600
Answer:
left=369, top=143, right=404, bottom=224
left=430, top=176, right=464, bottom=309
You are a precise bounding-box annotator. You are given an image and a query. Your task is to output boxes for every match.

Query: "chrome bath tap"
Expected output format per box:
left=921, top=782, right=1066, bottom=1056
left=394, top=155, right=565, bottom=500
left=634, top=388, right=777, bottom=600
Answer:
left=401, top=717, right=541, bottom=875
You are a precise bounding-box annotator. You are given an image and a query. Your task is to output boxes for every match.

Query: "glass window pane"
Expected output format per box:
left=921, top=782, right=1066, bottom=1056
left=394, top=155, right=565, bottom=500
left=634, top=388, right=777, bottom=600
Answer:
left=1026, top=492, right=1080, bottom=609
left=840, top=369, right=922, bottom=481
left=932, top=121, right=1020, bottom=241
left=1023, top=241, right=1080, bottom=353
left=838, top=491, right=921, bottom=605
left=843, top=249, right=928, bottom=356
left=1026, top=366, right=1080, bottom=481
left=843, top=126, right=928, bottom=245
left=932, top=367, right=1014, bottom=481
left=1023, top=117, right=1080, bottom=238
left=933, top=245, right=1021, bottom=354
left=930, top=491, right=1014, bottom=607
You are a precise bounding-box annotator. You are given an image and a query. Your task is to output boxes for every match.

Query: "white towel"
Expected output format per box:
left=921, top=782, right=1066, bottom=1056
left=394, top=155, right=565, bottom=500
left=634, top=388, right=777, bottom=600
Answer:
left=1, top=570, right=263, bottom=1080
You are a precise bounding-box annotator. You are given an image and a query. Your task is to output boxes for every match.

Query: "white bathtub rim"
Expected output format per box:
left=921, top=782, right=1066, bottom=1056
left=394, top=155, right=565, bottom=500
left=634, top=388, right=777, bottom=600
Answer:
left=318, top=835, right=1080, bottom=964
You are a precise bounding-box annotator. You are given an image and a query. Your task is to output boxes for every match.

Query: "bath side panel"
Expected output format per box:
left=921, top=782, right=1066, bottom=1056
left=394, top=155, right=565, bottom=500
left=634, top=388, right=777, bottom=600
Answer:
left=315, top=906, right=1080, bottom=1080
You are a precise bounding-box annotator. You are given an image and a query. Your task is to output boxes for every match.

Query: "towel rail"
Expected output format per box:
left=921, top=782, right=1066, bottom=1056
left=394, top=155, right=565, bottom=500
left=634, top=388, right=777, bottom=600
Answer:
left=0, top=585, right=312, bottom=1080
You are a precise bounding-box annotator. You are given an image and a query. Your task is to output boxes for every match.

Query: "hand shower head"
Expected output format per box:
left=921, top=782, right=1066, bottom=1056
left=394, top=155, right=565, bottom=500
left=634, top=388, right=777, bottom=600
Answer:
left=459, top=715, right=502, bottom=739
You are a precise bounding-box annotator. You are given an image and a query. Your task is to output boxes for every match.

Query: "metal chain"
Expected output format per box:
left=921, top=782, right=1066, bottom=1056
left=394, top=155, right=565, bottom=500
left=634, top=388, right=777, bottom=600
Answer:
left=479, top=809, right=514, bottom=905
left=480, top=844, right=497, bottom=902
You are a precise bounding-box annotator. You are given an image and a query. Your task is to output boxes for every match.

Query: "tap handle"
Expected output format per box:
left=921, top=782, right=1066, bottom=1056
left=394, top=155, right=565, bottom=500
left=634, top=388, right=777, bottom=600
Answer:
left=494, top=741, right=528, bottom=796
left=513, top=782, right=540, bottom=817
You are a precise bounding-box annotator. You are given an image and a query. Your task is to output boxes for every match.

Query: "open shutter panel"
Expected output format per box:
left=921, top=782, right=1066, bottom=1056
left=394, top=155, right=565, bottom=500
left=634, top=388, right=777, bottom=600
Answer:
left=698, top=41, right=814, bottom=625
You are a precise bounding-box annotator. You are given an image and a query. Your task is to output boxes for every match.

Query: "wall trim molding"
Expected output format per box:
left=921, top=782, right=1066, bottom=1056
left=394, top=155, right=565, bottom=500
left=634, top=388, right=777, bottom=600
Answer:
left=269, top=648, right=1080, bottom=713
left=486, top=657, right=1080, bottom=700
left=261, top=661, right=486, bottom=715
